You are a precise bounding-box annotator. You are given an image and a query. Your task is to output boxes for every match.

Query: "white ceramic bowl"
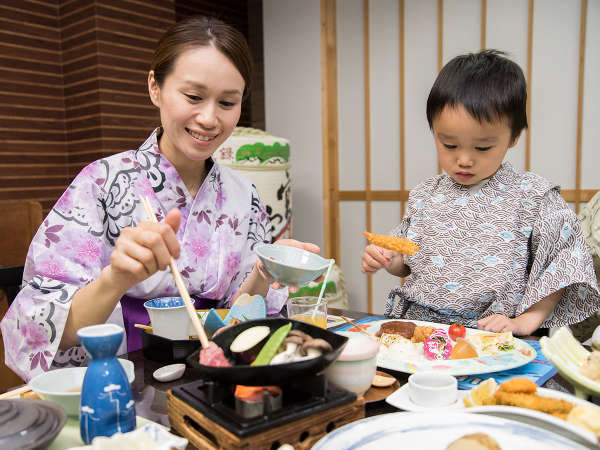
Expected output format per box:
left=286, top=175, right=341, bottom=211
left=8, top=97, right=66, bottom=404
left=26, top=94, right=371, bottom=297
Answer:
left=407, top=371, right=457, bottom=407
left=28, top=359, right=134, bottom=417
left=144, top=297, right=195, bottom=340
left=255, top=244, right=331, bottom=286
left=325, top=331, right=380, bottom=396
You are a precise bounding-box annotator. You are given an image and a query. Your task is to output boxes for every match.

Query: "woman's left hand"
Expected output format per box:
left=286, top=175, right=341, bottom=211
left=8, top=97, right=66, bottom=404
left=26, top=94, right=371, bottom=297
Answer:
left=255, top=238, right=321, bottom=292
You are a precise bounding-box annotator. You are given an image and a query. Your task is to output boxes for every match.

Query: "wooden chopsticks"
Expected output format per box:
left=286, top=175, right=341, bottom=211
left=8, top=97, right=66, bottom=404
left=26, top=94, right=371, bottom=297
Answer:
left=140, top=196, right=209, bottom=349
left=0, top=385, right=34, bottom=399
left=134, top=323, right=198, bottom=340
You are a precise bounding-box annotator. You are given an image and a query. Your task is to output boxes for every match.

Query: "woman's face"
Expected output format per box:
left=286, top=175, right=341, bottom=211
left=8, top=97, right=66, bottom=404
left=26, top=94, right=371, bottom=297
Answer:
left=148, top=45, right=245, bottom=168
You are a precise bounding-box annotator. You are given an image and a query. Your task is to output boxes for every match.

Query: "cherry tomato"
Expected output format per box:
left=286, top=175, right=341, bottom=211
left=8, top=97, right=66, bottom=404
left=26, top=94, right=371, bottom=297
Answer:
left=449, top=323, right=466, bottom=341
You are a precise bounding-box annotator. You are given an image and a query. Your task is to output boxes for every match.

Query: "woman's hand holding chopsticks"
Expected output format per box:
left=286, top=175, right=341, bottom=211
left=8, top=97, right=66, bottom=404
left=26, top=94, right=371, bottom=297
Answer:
left=105, top=207, right=181, bottom=294
left=60, top=206, right=182, bottom=350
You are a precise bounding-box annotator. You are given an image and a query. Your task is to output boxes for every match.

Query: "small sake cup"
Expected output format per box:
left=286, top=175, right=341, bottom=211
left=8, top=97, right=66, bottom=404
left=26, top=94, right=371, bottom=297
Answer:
left=408, top=371, right=457, bottom=407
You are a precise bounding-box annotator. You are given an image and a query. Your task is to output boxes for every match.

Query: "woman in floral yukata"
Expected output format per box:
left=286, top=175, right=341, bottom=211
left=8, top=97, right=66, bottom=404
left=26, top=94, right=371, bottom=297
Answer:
left=2, top=16, right=320, bottom=381
left=361, top=50, right=600, bottom=336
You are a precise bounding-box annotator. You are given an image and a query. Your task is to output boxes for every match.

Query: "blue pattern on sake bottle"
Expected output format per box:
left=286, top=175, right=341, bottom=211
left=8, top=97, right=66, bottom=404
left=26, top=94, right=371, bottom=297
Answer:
left=78, top=324, right=136, bottom=444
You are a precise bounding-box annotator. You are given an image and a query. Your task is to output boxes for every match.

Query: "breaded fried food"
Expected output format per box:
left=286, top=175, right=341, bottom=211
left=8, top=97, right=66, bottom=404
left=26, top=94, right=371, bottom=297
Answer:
left=446, top=433, right=501, bottom=450
left=498, top=377, right=538, bottom=394
left=411, top=325, right=435, bottom=343
left=362, top=231, right=420, bottom=255
left=493, top=391, right=574, bottom=415
left=375, top=320, right=416, bottom=339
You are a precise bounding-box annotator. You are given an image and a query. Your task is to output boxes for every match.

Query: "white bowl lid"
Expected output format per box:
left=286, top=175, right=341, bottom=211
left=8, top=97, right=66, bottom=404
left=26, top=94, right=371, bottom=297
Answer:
left=336, top=332, right=380, bottom=361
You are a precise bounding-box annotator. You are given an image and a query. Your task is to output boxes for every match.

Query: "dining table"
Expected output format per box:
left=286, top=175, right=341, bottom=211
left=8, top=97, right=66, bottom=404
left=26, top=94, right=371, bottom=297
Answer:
left=118, top=307, right=596, bottom=446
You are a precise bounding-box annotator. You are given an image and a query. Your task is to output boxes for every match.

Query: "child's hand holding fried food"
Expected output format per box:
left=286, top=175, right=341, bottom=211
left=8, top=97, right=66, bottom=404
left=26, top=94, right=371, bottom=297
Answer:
left=362, top=231, right=419, bottom=255
left=361, top=244, right=395, bottom=274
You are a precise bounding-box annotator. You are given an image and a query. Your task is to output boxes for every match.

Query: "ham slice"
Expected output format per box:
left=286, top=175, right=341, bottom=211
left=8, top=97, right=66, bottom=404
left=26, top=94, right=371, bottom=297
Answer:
left=199, top=341, right=231, bottom=367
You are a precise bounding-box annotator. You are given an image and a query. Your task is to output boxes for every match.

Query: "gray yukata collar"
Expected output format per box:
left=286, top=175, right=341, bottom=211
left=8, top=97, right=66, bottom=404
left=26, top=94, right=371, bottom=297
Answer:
left=441, top=162, right=519, bottom=196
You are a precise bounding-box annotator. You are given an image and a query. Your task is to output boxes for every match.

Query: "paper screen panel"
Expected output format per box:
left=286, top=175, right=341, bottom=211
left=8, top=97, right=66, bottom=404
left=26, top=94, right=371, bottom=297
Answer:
left=404, top=0, right=439, bottom=188
left=485, top=0, right=529, bottom=173
left=340, top=202, right=368, bottom=312
left=338, top=0, right=367, bottom=191
left=371, top=201, right=404, bottom=314
left=581, top=0, right=600, bottom=190
left=442, top=0, right=481, bottom=64
left=369, top=0, right=401, bottom=191
left=530, top=0, right=580, bottom=189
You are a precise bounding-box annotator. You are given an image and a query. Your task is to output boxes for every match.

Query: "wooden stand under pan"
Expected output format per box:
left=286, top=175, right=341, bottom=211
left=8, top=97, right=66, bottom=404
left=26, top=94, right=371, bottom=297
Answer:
left=167, top=389, right=365, bottom=450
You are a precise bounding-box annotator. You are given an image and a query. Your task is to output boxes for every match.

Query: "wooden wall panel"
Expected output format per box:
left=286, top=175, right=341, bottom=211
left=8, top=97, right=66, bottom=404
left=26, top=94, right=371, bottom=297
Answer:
left=0, top=0, right=265, bottom=216
left=0, top=0, right=67, bottom=214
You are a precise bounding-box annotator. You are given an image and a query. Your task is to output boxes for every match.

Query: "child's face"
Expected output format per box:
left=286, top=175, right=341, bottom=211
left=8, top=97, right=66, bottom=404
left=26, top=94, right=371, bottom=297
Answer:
left=432, top=104, right=519, bottom=186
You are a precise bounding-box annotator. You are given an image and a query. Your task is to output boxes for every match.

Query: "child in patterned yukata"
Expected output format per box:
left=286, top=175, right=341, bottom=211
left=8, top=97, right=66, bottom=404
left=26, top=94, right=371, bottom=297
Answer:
left=1, top=16, right=320, bottom=382
left=361, top=50, right=600, bottom=336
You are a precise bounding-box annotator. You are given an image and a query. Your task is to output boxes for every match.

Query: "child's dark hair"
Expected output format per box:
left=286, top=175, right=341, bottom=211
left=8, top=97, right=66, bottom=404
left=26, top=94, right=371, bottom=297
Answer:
left=426, top=50, right=527, bottom=142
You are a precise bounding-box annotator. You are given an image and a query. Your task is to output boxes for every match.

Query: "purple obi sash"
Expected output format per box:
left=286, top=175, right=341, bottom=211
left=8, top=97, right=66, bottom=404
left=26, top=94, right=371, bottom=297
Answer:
left=120, top=295, right=218, bottom=352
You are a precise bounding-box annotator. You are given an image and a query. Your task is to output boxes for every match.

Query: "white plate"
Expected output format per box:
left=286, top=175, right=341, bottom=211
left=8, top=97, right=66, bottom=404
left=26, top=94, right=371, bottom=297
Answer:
left=540, top=327, right=600, bottom=399
left=385, top=383, right=469, bottom=411
left=386, top=386, right=598, bottom=446
left=312, top=411, right=587, bottom=449
left=361, top=319, right=536, bottom=376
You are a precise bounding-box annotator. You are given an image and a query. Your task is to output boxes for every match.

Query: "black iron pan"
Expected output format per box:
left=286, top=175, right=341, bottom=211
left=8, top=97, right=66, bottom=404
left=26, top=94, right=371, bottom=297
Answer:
left=186, top=318, right=348, bottom=386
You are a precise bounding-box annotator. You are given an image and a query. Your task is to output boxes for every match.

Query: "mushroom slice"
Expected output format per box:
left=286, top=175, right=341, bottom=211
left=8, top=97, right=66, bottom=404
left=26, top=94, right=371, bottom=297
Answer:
left=301, top=338, right=333, bottom=358
left=288, top=329, right=311, bottom=341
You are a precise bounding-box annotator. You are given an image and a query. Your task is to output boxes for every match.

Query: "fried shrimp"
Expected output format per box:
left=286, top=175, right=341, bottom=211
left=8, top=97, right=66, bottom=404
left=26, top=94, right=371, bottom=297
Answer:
left=493, top=391, right=574, bottom=415
left=497, top=377, right=538, bottom=394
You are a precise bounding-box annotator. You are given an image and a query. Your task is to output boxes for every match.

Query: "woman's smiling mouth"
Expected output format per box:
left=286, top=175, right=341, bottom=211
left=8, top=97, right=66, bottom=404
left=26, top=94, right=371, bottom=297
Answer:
left=186, top=128, right=217, bottom=141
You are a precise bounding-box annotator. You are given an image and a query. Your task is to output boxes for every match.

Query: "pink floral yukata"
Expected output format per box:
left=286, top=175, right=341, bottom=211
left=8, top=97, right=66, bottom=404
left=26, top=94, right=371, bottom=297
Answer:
left=1, top=129, right=287, bottom=381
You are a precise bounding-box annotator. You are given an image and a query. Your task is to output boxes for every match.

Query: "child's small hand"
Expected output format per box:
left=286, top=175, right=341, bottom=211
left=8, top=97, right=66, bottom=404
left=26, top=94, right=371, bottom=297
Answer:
left=477, top=314, right=529, bottom=336
left=361, top=244, right=395, bottom=274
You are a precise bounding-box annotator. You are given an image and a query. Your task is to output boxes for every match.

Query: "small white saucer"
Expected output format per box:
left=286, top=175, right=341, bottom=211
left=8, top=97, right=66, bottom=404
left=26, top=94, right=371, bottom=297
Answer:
left=385, top=383, right=468, bottom=411
left=153, top=363, right=186, bottom=383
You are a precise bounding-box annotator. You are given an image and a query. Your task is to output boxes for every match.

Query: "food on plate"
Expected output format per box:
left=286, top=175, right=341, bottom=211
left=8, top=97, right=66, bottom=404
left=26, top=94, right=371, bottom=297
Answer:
left=449, top=323, right=466, bottom=341
left=375, top=320, right=416, bottom=339
left=199, top=321, right=334, bottom=368
left=376, top=321, right=525, bottom=364
left=424, top=328, right=453, bottom=360
left=579, top=350, right=600, bottom=382
left=446, top=433, right=501, bottom=450
left=567, top=405, right=600, bottom=437
left=411, top=326, right=436, bottom=343
left=229, top=325, right=271, bottom=363
left=497, top=377, right=537, bottom=394
left=199, top=341, right=231, bottom=367
left=270, top=334, right=333, bottom=364
left=83, top=423, right=187, bottom=450
left=252, top=323, right=292, bottom=366
left=462, top=378, right=498, bottom=407
left=492, top=391, right=574, bottom=418
left=467, top=332, right=515, bottom=356
left=450, top=340, right=478, bottom=359
left=464, top=377, right=574, bottom=419
left=362, top=231, right=420, bottom=255
left=372, top=371, right=397, bottom=387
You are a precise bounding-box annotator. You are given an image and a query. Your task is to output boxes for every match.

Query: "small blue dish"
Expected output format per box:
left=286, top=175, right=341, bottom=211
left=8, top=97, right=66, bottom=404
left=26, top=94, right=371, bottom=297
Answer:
left=144, top=297, right=192, bottom=341
left=144, top=297, right=184, bottom=308
left=204, top=308, right=228, bottom=336
left=255, top=244, right=331, bottom=286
